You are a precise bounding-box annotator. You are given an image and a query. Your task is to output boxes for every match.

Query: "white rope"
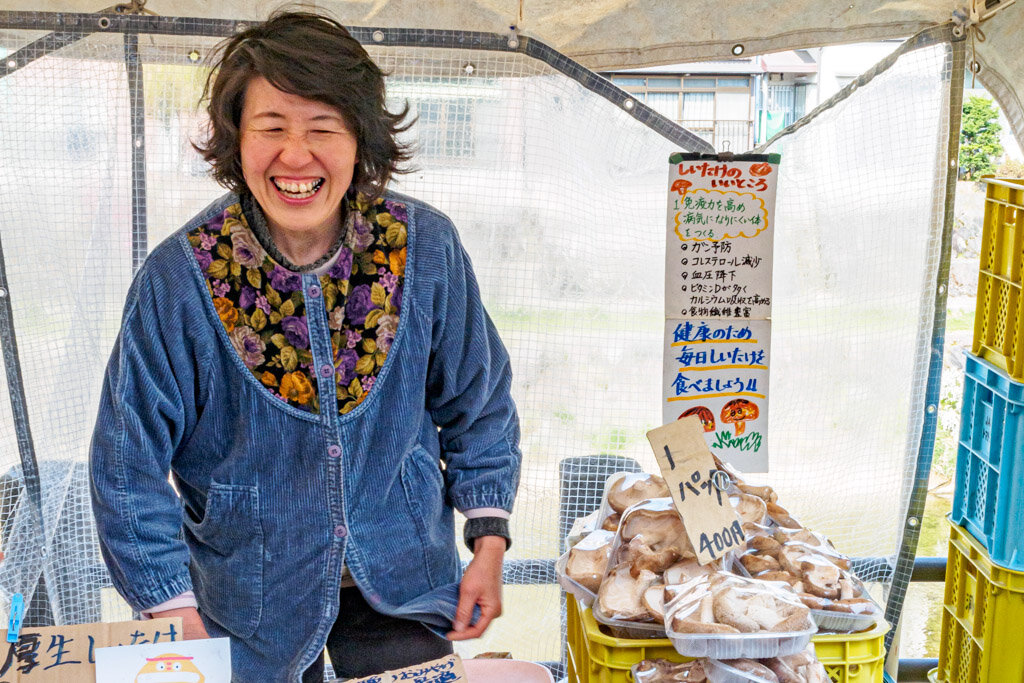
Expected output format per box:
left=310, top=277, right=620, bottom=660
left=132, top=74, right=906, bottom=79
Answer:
left=952, top=0, right=989, bottom=86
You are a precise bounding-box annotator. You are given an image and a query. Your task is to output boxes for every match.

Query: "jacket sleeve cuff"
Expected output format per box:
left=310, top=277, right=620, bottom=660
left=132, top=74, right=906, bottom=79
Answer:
left=140, top=591, right=198, bottom=619
left=463, top=516, right=511, bottom=552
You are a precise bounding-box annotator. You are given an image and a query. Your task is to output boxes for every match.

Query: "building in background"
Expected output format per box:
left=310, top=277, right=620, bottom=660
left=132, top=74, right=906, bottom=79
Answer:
left=603, top=41, right=911, bottom=153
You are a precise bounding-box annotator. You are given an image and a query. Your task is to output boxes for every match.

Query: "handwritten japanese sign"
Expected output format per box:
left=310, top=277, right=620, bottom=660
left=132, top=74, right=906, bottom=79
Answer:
left=349, top=653, right=467, bottom=683
left=647, top=416, right=745, bottom=565
left=664, top=153, right=778, bottom=473
left=662, top=319, right=770, bottom=472
left=665, top=154, right=779, bottom=320
left=0, top=618, right=180, bottom=682
left=95, top=636, right=230, bottom=682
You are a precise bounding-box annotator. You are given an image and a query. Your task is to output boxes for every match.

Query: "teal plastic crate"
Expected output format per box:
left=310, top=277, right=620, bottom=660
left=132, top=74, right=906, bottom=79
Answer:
left=951, top=353, right=1024, bottom=570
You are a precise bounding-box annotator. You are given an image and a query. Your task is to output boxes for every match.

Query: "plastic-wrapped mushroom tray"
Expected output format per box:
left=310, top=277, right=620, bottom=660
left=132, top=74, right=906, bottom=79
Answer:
left=731, top=562, right=882, bottom=634
left=556, top=550, right=597, bottom=607
left=732, top=529, right=882, bottom=634
left=592, top=601, right=668, bottom=640
left=704, top=658, right=779, bottom=683
left=808, top=601, right=881, bottom=633
left=663, top=572, right=818, bottom=659
left=665, top=621, right=816, bottom=660
left=632, top=658, right=710, bottom=682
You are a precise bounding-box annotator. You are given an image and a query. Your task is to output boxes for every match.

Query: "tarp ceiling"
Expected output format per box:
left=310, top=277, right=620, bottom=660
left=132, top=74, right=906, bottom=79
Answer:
left=13, top=0, right=1024, bottom=148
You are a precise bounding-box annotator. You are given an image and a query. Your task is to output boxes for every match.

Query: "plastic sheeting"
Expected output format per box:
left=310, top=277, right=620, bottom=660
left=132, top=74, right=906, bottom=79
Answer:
left=5, top=0, right=1022, bottom=150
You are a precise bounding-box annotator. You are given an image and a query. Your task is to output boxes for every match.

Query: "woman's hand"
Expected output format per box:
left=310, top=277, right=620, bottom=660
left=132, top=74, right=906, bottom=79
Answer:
left=151, top=607, right=210, bottom=640
left=447, top=535, right=505, bottom=641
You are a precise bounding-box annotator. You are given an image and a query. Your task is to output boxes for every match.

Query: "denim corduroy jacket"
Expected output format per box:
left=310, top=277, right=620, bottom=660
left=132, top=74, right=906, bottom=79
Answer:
left=89, top=190, right=521, bottom=682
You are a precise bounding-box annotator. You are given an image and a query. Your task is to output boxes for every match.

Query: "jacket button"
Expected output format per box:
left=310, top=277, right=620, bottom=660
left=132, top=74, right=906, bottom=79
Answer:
left=308, top=285, right=321, bottom=298
left=319, top=364, right=333, bottom=378
left=334, top=524, right=347, bottom=538
left=328, top=444, right=342, bottom=458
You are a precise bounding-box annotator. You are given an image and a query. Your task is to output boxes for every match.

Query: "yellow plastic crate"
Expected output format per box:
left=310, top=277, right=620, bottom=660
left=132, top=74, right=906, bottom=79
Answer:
left=565, top=594, right=887, bottom=683
left=937, top=521, right=1024, bottom=683
left=973, top=176, right=1024, bottom=382
left=814, top=620, right=890, bottom=683
left=566, top=596, right=689, bottom=683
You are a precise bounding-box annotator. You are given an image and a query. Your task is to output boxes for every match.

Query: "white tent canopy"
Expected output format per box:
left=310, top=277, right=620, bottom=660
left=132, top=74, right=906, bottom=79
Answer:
left=11, top=0, right=1024, bottom=147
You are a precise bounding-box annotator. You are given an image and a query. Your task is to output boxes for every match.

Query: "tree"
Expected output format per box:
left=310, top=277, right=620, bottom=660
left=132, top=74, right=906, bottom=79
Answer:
left=959, top=95, right=1003, bottom=180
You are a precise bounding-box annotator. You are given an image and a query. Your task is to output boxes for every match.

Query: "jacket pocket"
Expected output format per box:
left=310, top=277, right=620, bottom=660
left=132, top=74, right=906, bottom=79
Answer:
left=399, top=444, right=449, bottom=588
left=183, top=483, right=263, bottom=638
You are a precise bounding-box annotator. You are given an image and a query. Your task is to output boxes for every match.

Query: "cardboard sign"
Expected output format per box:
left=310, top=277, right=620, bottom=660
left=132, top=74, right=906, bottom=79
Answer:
left=662, top=318, right=770, bottom=472
left=647, top=416, right=745, bottom=565
left=349, top=653, right=467, bottom=683
left=95, top=637, right=230, bottom=683
left=0, top=618, right=181, bottom=682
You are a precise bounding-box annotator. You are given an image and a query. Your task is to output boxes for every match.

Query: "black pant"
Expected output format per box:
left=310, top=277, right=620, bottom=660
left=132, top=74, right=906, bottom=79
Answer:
left=301, top=587, right=453, bottom=681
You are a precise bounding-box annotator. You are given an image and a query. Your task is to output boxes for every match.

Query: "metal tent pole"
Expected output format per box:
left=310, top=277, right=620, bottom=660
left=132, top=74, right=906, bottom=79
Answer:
left=882, top=28, right=966, bottom=654
left=0, top=236, right=52, bottom=624
left=124, top=32, right=148, bottom=273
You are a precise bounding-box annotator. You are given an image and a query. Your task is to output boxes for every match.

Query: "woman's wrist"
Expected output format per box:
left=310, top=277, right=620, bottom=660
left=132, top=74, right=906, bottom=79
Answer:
left=472, top=535, right=507, bottom=555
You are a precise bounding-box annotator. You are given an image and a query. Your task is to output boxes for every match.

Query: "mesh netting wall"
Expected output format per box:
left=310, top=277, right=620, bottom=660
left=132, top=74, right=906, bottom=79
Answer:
left=0, top=19, right=952, bottom=667
left=758, top=34, right=954, bottom=620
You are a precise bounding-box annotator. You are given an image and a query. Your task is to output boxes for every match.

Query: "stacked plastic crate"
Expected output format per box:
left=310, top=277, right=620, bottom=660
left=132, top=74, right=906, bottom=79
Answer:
left=565, top=596, right=890, bottom=683
left=936, top=177, right=1024, bottom=683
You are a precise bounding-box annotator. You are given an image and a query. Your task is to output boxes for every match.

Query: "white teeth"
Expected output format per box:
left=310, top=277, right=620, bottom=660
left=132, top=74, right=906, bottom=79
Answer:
left=274, top=179, right=322, bottom=198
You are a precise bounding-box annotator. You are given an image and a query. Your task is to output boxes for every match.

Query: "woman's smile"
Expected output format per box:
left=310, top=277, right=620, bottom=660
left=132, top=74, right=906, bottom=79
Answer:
left=239, top=76, right=359, bottom=250
left=272, top=176, right=325, bottom=200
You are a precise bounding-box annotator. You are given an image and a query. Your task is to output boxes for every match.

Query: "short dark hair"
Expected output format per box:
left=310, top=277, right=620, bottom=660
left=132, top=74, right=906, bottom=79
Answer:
left=194, top=10, right=413, bottom=200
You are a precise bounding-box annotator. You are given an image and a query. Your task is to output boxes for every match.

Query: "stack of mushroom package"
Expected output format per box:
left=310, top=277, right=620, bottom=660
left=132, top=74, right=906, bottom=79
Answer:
left=558, top=466, right=881, bottom=682
left=631, top=647, right=829, bottom=683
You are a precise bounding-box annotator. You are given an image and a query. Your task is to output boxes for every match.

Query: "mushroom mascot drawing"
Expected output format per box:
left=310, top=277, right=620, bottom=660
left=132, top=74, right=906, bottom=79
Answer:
left=721, top=399, right=758, bottom=435
left=134, top=653, right=205, bottom=683
left=678, top=406, right=716, bottom=433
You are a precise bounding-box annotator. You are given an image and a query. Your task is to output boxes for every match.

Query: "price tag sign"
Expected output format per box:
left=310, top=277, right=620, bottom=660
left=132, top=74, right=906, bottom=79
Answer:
left=647, top=415, right=745, bottom=564
left=348, top=653, right=467, bottom=683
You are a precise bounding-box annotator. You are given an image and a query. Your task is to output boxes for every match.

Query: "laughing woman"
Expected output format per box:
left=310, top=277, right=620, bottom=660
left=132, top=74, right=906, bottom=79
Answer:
left=89, top=11, right=521, bottom=683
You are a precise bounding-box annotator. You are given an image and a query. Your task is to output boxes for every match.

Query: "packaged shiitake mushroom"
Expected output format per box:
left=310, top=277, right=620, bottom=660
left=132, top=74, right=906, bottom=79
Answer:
left=556, top=528, right=616, bottom=605
left=596, top=471, right=672, bottom=534
left=632, top=658, right=709, bottom=682
left=736, top=524, right=882, bottom=632
left=706, top=643, right=830, bottom=683
left=591, top=496, right=746, bottom=638
left=664, top=573, right=816, bottom=659
left=592, top=498, right=696, bottom=636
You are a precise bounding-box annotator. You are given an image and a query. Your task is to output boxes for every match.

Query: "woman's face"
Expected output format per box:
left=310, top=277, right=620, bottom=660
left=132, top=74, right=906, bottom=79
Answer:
left=239, top=76, right=358, bottom=238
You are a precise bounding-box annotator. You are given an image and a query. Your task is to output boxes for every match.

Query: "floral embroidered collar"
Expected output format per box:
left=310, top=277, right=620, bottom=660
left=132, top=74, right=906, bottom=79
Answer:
left=241, top=193, right=348, bottom=274
left=187, top=193, right=408, bottom=415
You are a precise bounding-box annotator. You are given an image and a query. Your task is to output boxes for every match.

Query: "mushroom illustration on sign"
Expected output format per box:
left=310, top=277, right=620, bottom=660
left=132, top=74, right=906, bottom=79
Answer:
left=134, top=653, right=205, bottom=683
left=721, top=399, right=758, bottom=434
left=670, top=178, right=693, bottom=199
left=679, top=406, right=715, bottom=433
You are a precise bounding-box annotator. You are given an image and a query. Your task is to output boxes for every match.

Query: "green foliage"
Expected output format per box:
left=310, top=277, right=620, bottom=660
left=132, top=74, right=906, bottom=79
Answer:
left=960, top=96, right=1004, bottom=180
left=997, top=157, right=1024, bottom=179
left=590, top=426, right=633, bottom=453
